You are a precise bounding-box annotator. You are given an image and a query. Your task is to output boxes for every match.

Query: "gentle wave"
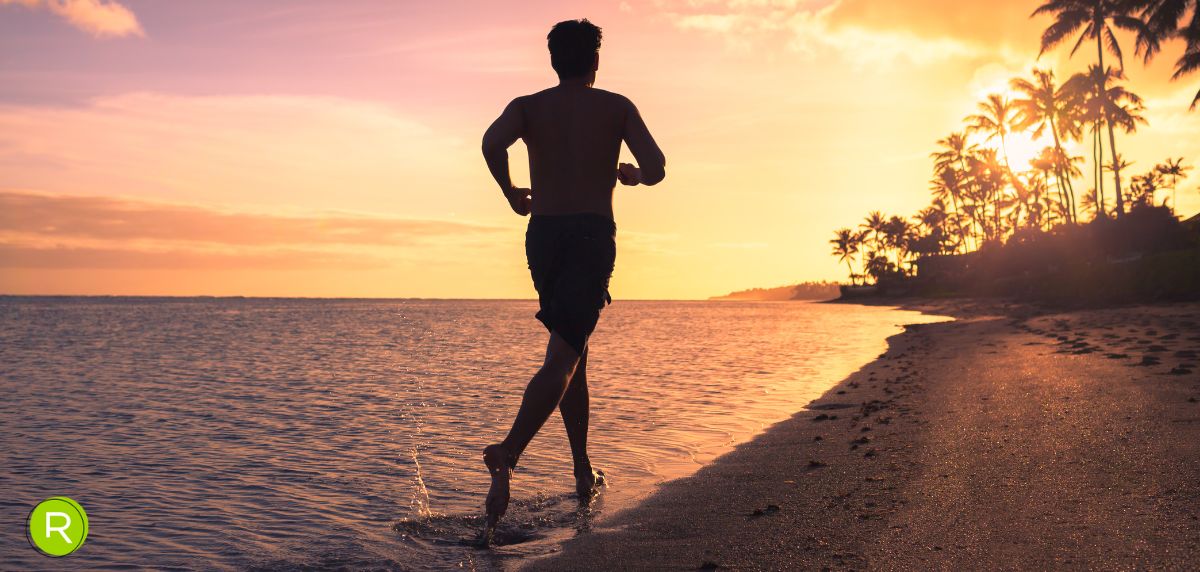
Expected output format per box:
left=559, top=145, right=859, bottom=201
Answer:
left=0, top=298, right=943, bottom=570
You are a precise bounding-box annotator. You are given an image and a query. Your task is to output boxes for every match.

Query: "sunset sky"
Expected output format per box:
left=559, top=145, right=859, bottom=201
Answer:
left=2, top=0, right=1198, bottom=299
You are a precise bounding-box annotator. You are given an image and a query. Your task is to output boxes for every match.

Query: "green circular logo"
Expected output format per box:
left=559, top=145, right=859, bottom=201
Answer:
left=27, top=497, right=88, bottom=557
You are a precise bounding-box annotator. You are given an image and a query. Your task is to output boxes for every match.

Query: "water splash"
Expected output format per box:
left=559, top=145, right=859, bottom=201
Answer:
left=410, top=443, right=432, bottom=519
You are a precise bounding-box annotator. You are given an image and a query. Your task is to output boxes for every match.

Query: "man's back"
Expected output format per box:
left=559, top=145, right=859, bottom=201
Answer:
left=519, top=86, right=626, bottom=217
left=484, top=82, right=664, bottom=219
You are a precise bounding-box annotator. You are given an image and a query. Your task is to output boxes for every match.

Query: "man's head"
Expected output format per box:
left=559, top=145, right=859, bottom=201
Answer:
left=547, top=19, right=602, bottom=82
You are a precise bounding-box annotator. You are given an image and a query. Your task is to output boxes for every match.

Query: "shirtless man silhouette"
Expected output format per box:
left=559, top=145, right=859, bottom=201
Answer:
left=479, top=18, right=665, bottom=541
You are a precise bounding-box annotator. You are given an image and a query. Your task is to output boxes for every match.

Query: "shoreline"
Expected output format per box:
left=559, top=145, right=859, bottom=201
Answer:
left=524, top=298, right=1200, bottom=570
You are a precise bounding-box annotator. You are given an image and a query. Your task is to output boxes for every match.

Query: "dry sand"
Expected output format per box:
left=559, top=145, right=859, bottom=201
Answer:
left=523, top=300, right=1200, bottom=570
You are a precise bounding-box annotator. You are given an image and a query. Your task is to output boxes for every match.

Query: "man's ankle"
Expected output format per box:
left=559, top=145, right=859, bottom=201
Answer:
left=490, top=443, right=520, bottom=467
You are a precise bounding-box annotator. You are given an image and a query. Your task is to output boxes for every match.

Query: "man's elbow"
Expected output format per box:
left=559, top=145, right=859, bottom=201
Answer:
left=481, top=137, right=502, bottom=158
left=642, top=156, right=666, bottom=186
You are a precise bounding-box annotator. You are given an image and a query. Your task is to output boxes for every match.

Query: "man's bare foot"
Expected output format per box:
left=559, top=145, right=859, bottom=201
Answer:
left=482, top=444, right=513, bottom=543
left=574, top=465, right=606, bottom=501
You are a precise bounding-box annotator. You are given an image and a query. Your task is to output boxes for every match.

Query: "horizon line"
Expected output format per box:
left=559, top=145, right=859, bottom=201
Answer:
left=0, top=293, right=804, bottom=302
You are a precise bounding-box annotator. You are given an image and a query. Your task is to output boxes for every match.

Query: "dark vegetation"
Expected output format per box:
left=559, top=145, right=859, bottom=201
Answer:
left=831, top=0, right=1200, bottom=305
left=711, top=282, right=842, bottom=301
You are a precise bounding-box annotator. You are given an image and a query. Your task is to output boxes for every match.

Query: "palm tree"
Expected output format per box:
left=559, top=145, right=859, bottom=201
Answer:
left=1155, top=157, right=1193, bottom=210
left=853, top=230, right=870, bottom=281
left=931, top=132, right=977, bottom=249
left=864, top=254, right=891, bottom=284
left=1105, top=153, right=1137, bottom=208
left=1030, top=148, right=1066, bottom=227
left=932, top=132, right=977, bottom=173
left=1104, top=153, right=1134, bottom=179
left=1051, top=146, right=1089, bottom=221
left=1100, top=77, right=1148, bottom=212
left=1033, top=0, right=1157, bottom=215
left=1012, top=68, right=1079, bottom=223
left=830, top=229, right=859, bottom=285
left=1008, top=172, right=1039, bottom=231
left=883, top=216, right=913, bottom=272
left=1140, top=0, right=1200, bottom=109
left=1053, top=146, right=1086, bottom=221
left=917, top=202, right=948, bottom=235
left=1026, top=174, right=1050, bottom=230
left=1060, top=70, right=1107, bottom=212
left=966, top=94, right=1019, bottom=173
left=861, top=211, right=887, bottom=257
left=1063, top=65, right=1146, bottom=216
left=1129, top=169, right=1165, bottom=207
left=967, top=148, right=1010, bottom=243
left=930, top=166, right=973, bottom=251
left=1080, top=187, right=1103, bottom=219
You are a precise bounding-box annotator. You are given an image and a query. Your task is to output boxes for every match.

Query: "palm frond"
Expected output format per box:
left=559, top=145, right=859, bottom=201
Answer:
left=1111, top=13, right=1160, bottom=61
left=1068, top=20, right=1094, bottom=56
left=1040, top=9, right=1091, bottom=55
left=1173, top=47, right=1200, bottom=79
left=1105, top=25, right=1126, bottom=69
left=1144, top=0, right=1190, bottom=35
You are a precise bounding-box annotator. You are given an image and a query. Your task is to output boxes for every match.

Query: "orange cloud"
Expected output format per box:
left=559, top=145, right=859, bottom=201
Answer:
left=824, top=0, right=1035, bottom=47
left=0, top=0, right=144, bottom=38
left=0, top=191, right=507, bottom=270
left=651, top=0, right=994, bottom=64
left=0, top=244, right=383, bottom=270
left=0, top=191, right=504, bottom=247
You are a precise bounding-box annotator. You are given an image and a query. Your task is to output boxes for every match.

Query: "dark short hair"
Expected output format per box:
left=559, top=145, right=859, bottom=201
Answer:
left=547, top=19, right=602, bottom=79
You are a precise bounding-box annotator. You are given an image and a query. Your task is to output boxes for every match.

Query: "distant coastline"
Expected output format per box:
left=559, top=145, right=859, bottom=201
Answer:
left=709, top=281, right=841, bottom=301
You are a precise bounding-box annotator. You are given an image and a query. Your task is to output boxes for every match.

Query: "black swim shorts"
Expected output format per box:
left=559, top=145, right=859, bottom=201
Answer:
left=525, top=213, right=617, bottom=356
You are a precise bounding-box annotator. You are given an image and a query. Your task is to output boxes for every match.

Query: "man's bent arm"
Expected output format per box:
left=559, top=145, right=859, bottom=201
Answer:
left=622, top=100, right=666, bottom=186
left=482, top=99, right=524, bottom=193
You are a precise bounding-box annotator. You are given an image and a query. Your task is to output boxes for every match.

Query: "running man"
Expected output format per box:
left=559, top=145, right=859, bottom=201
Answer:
left=479, top=18, right=666, bottom=540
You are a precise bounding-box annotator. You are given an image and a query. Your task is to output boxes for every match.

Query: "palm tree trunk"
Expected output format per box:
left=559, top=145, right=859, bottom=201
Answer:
left=1094, top=123, right=1105, bottom=216
left=1097, top=33, right=1124, bottom=217
left=1171, top=174, right=1178, bottom=213
left=1055, top=175, right=1068, bottom=225
left=1065, top=171, right=1078, bottom=223
left=1047, top=118, right=1076, bottom=225
left=1106, top=120, right=1123, bottom=216
left=946, top=189, right=967, bottom=253
left=957, top=157, right=978, bottom=251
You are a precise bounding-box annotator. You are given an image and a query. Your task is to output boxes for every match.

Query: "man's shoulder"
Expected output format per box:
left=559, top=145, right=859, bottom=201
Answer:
left=589, top=88, right=634, bottom=108
left=521, top=86, right=633, bottom=106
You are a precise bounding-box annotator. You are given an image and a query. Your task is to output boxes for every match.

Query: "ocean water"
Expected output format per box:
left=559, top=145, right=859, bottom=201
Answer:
left=0, top=297, right=944, bottom=570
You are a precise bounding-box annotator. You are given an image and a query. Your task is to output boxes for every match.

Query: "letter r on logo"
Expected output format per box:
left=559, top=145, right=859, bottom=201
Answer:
left=45, top=512, right=72, bottom=543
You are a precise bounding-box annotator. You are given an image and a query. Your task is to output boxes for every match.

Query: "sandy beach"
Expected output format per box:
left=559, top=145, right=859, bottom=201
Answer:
left=526, top=300, right=1200, bottom=570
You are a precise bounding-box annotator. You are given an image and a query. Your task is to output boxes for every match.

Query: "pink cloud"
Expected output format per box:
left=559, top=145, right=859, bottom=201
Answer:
left=0, top=0, right=143, bottom=38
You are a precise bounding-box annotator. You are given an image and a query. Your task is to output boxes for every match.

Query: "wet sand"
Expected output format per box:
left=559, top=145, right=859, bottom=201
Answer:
left=524, top=300, right=1200, bottom=570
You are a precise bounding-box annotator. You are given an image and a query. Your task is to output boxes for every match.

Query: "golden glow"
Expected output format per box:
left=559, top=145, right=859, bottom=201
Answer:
left=1, top=1, right=1198, bottom=298
left=986, top=129, right=1054, bottom=172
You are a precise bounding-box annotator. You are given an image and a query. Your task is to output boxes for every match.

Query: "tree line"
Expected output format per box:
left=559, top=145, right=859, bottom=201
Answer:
left=832, top=0, right=1199, bottom=286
